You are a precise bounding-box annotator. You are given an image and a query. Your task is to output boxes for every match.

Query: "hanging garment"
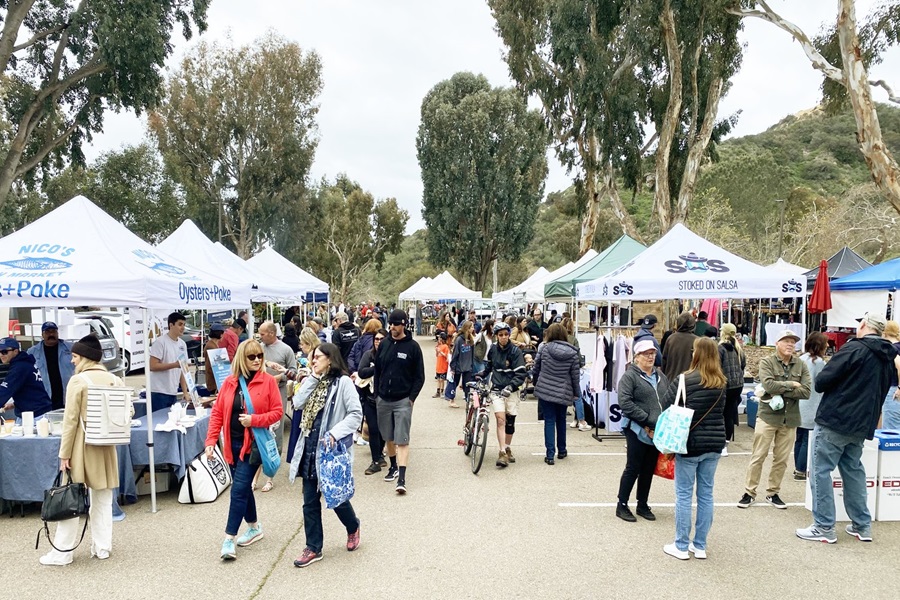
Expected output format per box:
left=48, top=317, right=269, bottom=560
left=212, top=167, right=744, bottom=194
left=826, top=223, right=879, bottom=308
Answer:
left=589, top=332, right=607, bottom=392
left=612, top=334, right=629, bottom=391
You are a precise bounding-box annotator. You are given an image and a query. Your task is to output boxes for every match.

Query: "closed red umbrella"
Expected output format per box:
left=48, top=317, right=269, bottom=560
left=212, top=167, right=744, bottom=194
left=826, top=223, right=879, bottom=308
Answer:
left=809, top=259, right=832, bottom=314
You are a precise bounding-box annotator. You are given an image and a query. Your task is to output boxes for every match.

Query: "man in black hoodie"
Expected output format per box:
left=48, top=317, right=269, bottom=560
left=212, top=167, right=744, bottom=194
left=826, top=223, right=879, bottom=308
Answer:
left=797, top=312, right=898, bottom=544
left=374, top=309, right=425, bottom=494
left=662, top=312, right=697, bottom=381
left=331, top=311, right=361, bottom=362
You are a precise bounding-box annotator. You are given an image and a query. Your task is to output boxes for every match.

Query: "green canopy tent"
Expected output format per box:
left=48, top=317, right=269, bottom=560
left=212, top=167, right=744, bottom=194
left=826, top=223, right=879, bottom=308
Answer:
left=543, top=235, right=647, bottom=302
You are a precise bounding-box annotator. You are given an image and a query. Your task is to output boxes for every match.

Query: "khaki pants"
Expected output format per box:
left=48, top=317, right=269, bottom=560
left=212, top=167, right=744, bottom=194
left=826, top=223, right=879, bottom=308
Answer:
left=744, top=420, right=796, bottom=498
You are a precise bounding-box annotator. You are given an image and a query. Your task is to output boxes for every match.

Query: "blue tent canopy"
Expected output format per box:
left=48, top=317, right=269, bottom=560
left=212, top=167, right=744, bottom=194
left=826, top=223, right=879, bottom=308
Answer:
left=830, top=257, right=900, bottom=291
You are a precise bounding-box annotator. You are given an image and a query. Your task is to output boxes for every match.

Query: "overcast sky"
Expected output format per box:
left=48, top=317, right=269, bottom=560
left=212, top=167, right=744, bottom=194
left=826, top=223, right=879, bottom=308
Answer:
left=86, top=0, right=900, bottom=233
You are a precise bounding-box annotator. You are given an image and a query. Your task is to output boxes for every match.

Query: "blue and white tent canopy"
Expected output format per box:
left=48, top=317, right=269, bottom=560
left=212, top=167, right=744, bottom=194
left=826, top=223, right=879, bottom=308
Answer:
left=576, top=224, right=807, bottom=301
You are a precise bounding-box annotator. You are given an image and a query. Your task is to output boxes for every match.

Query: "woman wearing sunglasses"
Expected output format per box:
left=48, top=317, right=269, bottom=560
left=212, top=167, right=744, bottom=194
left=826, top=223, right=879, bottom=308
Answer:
left=289, top=342, right=362, bottom=568
left=205, top=339, right=283, bottom=561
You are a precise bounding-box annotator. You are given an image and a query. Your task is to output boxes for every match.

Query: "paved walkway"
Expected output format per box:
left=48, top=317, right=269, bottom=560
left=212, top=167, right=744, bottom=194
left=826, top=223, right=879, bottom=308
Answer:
left=4, top=335, right=898, bottom=599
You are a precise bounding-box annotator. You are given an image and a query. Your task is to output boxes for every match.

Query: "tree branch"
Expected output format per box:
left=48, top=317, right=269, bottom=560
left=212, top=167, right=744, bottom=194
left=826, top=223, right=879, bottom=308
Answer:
left=869, top=79, right=900, bottom=105
left=727, top=0, right=845, bottom=83
left=12, top=23, right=67, bottom=54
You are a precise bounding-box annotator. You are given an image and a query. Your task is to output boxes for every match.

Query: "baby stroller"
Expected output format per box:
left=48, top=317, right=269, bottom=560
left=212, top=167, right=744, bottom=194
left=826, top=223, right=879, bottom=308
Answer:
left=519, top=348, right=537, bottom=400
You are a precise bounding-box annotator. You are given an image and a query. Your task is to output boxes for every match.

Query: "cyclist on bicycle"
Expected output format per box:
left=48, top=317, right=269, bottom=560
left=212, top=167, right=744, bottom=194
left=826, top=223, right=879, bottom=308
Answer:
left=481, top=322, right=526, bottom=468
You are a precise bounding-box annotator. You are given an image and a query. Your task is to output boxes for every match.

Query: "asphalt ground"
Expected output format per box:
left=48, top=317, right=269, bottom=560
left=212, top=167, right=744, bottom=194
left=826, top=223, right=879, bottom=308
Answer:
left=4, top=335, right=899, bottom=600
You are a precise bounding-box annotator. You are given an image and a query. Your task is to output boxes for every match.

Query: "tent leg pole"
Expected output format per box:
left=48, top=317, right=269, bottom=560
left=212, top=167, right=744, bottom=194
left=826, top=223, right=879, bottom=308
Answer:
left=144, top=308, right=158, bottom=514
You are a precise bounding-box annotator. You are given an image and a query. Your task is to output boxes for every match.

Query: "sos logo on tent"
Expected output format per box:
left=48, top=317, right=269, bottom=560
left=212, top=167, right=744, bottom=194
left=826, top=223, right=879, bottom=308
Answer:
left=665, top=252, right=730, bottom=274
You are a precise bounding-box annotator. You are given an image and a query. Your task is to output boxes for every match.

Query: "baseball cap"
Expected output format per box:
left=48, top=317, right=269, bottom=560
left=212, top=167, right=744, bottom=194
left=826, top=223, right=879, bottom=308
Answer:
left=41, top=321, right=58, bottom=331
left=633, top=339, right=656, bottom=354
left=388, top=309, right=408, bottom=325
left=776, top=330, right=801, bottom=343
left=0, top=337, right=20, bottom=351
left=210, top=323, right=226, bottom=333
left=232, top=317, right=247, bottom=331
left=641, top=314, right=658, bottom=327
left=857, top=312, right=887, bottom=334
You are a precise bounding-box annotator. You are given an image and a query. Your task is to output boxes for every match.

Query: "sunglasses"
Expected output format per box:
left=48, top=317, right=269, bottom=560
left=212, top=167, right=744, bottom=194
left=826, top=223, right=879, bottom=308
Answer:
left=245, top=353, right=264, bottom=361
left=0, top=349, right=11, bottom=355
left=374, top=336, right=385, bottom=341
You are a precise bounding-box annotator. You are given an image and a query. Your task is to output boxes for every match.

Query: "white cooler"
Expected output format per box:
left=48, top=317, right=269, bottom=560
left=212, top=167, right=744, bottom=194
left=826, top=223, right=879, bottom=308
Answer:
left=875, top=429, right=900, bottom=521
left=805, top=430, right=878, bottom=522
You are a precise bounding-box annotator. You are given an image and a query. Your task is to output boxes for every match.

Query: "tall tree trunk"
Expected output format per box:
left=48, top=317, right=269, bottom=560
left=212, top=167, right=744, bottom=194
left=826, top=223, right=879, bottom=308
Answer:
left=603, top=162, right=643, bottom=242
left=837, top=0, right=900, bottom=215
left=653, top=1, right=683, bottom=233
left=675, top=76, right=724, bottom=222
left=579, top=166, right=602, bottom=255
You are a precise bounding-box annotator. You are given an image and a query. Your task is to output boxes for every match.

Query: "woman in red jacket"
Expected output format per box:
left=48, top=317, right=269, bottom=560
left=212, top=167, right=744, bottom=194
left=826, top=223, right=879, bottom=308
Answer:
left=205, top=340, right=283, bottom=561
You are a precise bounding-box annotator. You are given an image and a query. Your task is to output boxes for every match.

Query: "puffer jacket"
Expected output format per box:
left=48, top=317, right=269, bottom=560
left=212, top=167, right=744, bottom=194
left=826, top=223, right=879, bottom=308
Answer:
left=662, top=313, right=697, bottom=381
left=662, top=370, right=726, bottom=457
left=718, top=342, right=746, bottom=389
left=533, top=340, right=580, bottom=406
left=618, top=364, right=669, bottom=428
left=483, top=341, right=526, bottom=391
left=347, top=332, right=375, bottom=373
left=815, top=335, right=899, bottom=439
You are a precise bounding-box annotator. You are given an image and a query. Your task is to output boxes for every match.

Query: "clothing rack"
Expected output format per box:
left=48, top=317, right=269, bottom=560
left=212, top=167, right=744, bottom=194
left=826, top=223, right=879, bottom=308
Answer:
left=590, top=326, right=633, bottom=443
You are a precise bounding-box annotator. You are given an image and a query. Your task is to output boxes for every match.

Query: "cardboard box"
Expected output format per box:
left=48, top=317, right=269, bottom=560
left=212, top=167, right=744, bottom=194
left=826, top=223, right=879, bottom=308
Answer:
left=875, top=429, right=900, bottom=522
left=134, top=469, right=171, bottom=495
left=805, top=433, right=878, bottom=522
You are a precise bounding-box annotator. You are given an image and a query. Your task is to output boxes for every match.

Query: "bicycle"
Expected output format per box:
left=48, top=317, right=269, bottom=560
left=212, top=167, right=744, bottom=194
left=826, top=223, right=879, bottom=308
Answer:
left=461, top=378, right=494, bottom=474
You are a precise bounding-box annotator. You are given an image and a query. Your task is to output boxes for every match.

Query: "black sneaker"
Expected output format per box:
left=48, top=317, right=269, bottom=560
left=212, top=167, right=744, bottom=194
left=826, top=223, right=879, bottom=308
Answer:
left=737, top=493, right=754, bottom=508
left=636, top=505, right=656, bottom=521
left=395, top=479, right=407, bottom=495
left=377, top=457, right=388, bottom=468
left=364, top=462, right=381, bottom=475
left=766, top=494, right=787, bottom=509
left=383, top=466, right=399, bottom=482
left=616, top=504, right=637, bottom=522
left=793, top=470, right=807, bottom=481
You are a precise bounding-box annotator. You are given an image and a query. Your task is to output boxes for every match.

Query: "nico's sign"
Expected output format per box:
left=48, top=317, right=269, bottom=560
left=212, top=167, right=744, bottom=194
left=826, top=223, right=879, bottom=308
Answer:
left=0, top=243, right=76, bottom=299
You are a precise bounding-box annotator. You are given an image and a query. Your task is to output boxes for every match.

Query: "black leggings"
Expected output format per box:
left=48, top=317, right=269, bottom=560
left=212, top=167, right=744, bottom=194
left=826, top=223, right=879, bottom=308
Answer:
left=617, top=427, right=659, bottom=506
left=724, top=387, right=742, bottom=441
left=362, top=399, right=384, bottom=464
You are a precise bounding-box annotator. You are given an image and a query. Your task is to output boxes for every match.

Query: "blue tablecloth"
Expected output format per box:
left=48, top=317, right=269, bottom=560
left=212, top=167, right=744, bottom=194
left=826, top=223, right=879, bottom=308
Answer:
left=0, top=409, right=209, bottom=503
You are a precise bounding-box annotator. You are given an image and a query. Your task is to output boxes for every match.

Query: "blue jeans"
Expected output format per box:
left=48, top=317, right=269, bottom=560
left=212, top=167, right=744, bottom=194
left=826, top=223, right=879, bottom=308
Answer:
left=225, top=445, right=258, bottom=536
left=674, top=452, right=720, bottom=552
left=810, top=425, right=870, bottom=531
left=302, top=477, right=359, bottom=553
left=540, top=400, right=567, bottom=459
left=794, top=427, right=811, bottom=473
left=573, top=397, right=585, bottom=421
left=882, top=386, right=900, bottom=430
left=150, top=392, right=178, bottom=414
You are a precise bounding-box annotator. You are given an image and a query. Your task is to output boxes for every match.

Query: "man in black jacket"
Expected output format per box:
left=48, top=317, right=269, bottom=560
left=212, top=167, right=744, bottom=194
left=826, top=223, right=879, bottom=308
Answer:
left=374, top=309, right=425, bottom=494
left=483, top=322, right=526, bottom=468
left=797, top=312, right=898, bottom=544
left=633, top=314, right=662, bottom=367
left=525, top=308, right=548, bottom=344
left=331, top=311, right=361, bottom=362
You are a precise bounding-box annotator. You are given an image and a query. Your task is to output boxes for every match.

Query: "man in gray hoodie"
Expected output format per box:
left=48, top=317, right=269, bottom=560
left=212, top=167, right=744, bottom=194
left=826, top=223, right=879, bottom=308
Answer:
left=662, top=312, right=697, bottom=381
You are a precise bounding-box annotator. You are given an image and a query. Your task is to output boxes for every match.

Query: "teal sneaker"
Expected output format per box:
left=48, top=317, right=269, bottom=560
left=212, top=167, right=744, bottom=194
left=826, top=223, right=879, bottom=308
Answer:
left=236, top=524, right=264, bottom=547
left=220, top=538, right=236, bottom=560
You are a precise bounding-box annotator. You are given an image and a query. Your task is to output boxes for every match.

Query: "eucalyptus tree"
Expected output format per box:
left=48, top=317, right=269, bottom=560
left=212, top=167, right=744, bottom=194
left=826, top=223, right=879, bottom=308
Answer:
left=416, top=72, right=548, bottom=290
left=149, top=32, right=322, bottom=258
left=728, top=0, right=900, bottom=216
left=0, top=0, right=209, bottom=207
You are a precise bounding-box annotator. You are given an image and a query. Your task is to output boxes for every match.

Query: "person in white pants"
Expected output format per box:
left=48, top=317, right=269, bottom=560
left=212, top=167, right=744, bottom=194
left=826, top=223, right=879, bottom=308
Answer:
left=40, top=335, right=125, bottom=566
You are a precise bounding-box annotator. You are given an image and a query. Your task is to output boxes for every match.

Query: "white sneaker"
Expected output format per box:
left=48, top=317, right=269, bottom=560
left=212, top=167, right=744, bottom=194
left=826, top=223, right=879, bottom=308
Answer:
left=355, top=437, right=369, bottom=446
left=569, top=421, right=578, bottom=429
left=721, top=446, right=728, bottom=457
left=577, top=421, right=591, bottom=431
left=663, top=543, right=689, bottom=560
left=688, top=543, right=707, bottom=559
left=39, top=551, right=73, bottom=566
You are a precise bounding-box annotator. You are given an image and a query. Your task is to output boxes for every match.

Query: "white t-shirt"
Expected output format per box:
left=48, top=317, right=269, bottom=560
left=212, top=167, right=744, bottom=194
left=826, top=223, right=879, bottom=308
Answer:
left=149, top=333, right=188, bottom=395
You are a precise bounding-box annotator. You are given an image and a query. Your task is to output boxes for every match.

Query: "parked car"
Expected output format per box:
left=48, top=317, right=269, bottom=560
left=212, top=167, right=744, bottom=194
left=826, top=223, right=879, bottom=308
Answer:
left=71, top=314, right=125, bottom=377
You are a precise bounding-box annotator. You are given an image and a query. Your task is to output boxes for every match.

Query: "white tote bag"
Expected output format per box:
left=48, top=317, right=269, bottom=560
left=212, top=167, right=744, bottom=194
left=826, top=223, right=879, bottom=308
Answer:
left=653, top=374, right=695, bottom=455
left=81, top=374, right=134, bottom=446
left=178, top=445, right=232, bottom=504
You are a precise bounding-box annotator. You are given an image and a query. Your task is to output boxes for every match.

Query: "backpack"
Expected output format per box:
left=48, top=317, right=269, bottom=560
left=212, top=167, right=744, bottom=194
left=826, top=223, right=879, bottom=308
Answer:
left=474, top=332, right=488, bottom=361
left=80, top=373, right=133, bottom=446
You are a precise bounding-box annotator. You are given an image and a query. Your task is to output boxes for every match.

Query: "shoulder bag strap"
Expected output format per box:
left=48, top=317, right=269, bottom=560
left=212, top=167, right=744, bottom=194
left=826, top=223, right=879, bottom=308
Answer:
left=238, top=376, right=255, bottom=415
left=675, top=374, right=687, bottom=407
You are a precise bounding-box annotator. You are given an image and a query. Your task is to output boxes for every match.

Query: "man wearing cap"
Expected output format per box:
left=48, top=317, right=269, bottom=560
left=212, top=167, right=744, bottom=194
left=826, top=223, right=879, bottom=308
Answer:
left=738, top=329, right=810, bottom=509
left=148, top=312, right=192, bottom=413
left=797, top=312, right=898, bottom=544
left=0, top=337, right=52, bottom=419
left=27, top=321, right=74, bottom=410
left=374, top=308, right=425, bottom=494
left=221, top=317, right=244, bottom=362
left=633, top=314, right=662, bottom=368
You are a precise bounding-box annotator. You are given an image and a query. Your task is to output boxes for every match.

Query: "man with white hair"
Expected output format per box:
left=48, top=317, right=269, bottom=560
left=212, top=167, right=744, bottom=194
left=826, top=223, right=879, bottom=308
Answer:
left=797, top=312, right=898, bottom=544
left=331, top=311, right=360, bottom=362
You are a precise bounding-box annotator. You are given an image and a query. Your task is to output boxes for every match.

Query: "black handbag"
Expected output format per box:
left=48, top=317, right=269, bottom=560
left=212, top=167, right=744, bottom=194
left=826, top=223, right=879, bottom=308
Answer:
left=35, top=469, right=90, bottom=553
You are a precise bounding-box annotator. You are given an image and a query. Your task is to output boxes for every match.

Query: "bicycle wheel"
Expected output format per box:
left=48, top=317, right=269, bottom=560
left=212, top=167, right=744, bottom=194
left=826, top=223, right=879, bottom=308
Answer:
left=471, top=412, right=489, bottom=474
left=463, top=404, right=476, bottom=455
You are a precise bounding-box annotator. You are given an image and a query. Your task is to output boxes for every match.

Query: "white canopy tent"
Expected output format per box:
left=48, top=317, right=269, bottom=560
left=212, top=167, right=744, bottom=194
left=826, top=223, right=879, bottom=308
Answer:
left=398, top=276, right=433, bottom=301
left=576, top=224, right=807, bottom=301
left=245, top=247, right=329, bottom=298
left=492, top=267, right=551, bottom=304
left=158, top=220, right=300, bottom=302
left=404, top=271, right=482, bottom=301
left=766, top=258, right=808, bottom=276
left=0, top=196, right=251, bottom=511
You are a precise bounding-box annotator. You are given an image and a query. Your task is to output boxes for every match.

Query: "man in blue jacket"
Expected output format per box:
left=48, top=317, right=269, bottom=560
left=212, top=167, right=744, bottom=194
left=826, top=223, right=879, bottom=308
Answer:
left=0, top=337, right=53, bottom=419
left=27, top=321, right=74, bottom=411
left=797, top=312, right=898, bottom=544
